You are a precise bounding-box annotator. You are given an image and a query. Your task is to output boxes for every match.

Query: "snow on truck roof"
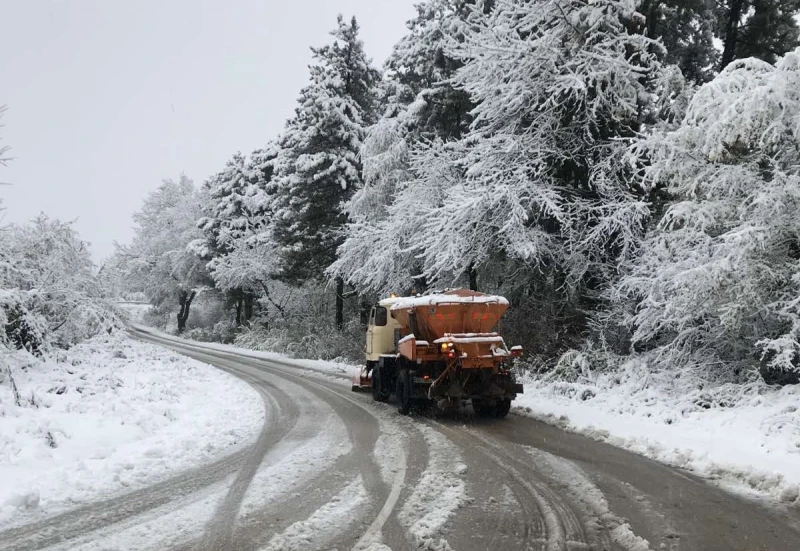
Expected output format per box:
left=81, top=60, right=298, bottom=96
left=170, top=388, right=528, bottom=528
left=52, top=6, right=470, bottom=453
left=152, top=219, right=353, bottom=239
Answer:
left=389, top=290, right=508, bottom=311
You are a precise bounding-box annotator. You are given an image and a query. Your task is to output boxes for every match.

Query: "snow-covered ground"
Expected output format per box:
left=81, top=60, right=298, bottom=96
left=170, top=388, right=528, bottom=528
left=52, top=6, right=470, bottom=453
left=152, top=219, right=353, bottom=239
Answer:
left=0, top=332, right=265, bottom=528
left=515, top=357, right=800, bottom=508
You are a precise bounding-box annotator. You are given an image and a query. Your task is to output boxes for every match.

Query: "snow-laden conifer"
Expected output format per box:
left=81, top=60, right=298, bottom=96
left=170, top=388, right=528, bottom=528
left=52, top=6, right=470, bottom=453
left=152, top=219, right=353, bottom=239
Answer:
left=271, top=15, right=380, bottom=285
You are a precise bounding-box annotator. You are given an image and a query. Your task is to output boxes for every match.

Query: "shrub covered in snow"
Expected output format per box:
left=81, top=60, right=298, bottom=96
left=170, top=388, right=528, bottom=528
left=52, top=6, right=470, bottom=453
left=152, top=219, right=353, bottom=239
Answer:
left=0, top=216, right=120, bottom=356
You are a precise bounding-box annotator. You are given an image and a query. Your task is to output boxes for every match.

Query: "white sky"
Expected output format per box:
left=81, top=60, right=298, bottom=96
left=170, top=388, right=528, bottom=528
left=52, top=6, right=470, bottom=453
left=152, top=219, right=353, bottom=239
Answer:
left=0, top=0, right=418, bottom=262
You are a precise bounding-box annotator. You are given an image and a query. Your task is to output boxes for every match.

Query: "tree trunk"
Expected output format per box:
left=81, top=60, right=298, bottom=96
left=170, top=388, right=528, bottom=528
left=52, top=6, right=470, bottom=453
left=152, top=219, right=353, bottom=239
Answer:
left=235, top=297, right=243, bottom=327
left=177, top=289, right=196, bottom=333
left=721, top=0, right=746, bottom=69
left=335, top=276, right=344, bottom=330
left=468, top=263, right=478, bottom=292
left=244, top=293, right=254, bottom=325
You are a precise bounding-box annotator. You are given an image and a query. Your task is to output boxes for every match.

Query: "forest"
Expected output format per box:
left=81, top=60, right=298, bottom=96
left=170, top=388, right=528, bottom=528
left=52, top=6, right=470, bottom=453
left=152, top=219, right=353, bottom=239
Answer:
left=7, top=0, right=800, bottom=388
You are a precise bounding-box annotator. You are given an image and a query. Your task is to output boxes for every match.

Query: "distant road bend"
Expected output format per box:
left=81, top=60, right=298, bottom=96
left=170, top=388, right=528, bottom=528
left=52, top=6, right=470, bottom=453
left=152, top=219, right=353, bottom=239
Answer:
left=2, top=325, right=799, bottom=551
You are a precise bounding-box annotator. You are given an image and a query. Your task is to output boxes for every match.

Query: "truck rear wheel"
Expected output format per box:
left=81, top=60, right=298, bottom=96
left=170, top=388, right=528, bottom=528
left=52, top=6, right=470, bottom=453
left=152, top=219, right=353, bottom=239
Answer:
left=372, top=366, right=390, bottom=402
left=472, top=398, right=494, bottom=418
left=396, top=370, right=411, bottom=415
left=495, top=398, right=511, bottom=418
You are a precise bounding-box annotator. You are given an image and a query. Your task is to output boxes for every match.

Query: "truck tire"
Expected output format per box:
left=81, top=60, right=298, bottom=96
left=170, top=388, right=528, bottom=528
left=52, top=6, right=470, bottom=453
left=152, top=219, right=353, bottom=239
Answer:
left=396, top=370, right=411, bottom=415
left=495, top=398, right=511, bottom=418
left=372, top=366, right=390, bottom=402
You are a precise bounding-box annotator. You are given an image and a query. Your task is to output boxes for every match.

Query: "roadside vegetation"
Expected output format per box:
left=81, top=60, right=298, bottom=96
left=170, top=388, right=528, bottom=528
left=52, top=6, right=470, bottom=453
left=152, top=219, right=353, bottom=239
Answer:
left=109, top=1, right=800, bottom=393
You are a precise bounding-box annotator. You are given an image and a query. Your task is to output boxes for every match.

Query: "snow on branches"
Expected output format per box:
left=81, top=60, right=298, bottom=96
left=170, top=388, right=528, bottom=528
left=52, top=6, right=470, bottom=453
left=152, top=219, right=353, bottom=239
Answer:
left=334, top=0, right=681, bottom=294
left=117, top=176, right=209, bottom=332
left=271, top=16, right=381, bottom=284
left=612, top=50, right=800, bottom=378
left=0, top=216, right=119, bottom=354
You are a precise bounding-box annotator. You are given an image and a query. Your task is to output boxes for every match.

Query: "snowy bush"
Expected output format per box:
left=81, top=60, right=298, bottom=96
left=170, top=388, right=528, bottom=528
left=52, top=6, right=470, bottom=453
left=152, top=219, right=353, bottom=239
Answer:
left=234, top=319, right=364, bottom=363
left=612, top=49, right=800, bottom=383
left=0, top=216, right=119, bottom=355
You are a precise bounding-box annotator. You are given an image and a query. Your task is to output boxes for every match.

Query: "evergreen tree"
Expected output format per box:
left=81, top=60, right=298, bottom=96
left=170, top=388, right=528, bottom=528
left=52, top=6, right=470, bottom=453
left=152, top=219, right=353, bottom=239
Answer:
left=194, top=152, right=250, bottom=261
left=271, top=15, right=380, bottom=327
left=330, top=0, right=484, bottom=293
left=718, top=0, right=800, bottom=69
left=640, top=0, right=718, bottom=83
left=192, top=146, right=281, bottom=326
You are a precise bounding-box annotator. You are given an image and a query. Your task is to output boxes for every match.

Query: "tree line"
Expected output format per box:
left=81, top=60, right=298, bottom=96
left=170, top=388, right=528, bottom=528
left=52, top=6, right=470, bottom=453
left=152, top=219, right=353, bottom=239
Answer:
left=112, top=0, right=800, bottom=381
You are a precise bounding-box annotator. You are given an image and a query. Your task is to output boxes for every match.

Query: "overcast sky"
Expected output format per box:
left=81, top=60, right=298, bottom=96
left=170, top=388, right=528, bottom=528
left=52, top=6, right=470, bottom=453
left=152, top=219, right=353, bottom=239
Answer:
left=0, top=0, right=418, bottom=262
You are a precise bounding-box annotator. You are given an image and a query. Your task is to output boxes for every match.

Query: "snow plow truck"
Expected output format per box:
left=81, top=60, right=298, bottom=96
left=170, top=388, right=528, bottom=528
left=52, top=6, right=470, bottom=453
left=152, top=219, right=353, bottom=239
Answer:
left=352, top=289, right=524, bottom=417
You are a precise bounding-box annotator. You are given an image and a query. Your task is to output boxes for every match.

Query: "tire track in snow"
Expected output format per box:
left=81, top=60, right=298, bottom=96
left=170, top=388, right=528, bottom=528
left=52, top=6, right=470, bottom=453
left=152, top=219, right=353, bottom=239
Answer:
left=522, top=447, right=651, bottom=550
left=431, top=421, right=589, bottom=551
left=395, top=423, right=469, bottom=551
left=246, top=362, right=407, bottom=549
left=259, top=476, right=369, bottom=551
left=195, top=360, right=301, bottom=551
left=0, top=429, right=263, bottom=551
left=40, top=478, right=233, bottom=551
left=165, top=344, right=410, bottom=550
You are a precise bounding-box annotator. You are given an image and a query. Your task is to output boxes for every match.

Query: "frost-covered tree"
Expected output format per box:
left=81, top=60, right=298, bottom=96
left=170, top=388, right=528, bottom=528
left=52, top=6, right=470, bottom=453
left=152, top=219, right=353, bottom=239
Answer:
left=271, top=15, right=380, bottom=327
left=192, top=148, right=280, bottom=325
left=119, top=176, right=209, bottom=333
left=330, top=0, right=483, bottom=293
left=193, top=152, right=250, bottom=262
left=611, top=50, right=800, bottom=382
left=0, top=216, right=118, bottom=353
left=362, top=0, right=676, bottom=289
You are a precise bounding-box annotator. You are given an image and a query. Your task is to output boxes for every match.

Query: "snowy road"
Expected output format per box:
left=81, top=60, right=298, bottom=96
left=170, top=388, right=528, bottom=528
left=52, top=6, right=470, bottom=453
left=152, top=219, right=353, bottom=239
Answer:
left=2, top=328, right=799, bottom=551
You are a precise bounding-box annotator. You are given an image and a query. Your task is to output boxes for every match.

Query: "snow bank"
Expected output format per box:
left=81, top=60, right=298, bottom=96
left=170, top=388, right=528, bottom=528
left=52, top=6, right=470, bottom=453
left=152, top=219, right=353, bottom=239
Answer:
left=514, top=357, right=800, bottom=507
left=0, top=332, right=265, bottom=527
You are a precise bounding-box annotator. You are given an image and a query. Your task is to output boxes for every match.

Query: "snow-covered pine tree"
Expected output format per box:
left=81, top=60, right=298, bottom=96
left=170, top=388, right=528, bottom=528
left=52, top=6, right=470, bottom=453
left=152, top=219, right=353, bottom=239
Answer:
left=192, top=149, right=280, bottom=326
left=330, top=0, right=484, bottom=294
left=271, top=15, right=380, bottom=328
left=717, top=0, right=800, bottom=69
left=611, top=49, right=800, bottom=383
left=207, top=144, right=285, bottom=325
left=194, top=152, right=250, bottom=262
left=640, top=0, right=718, bottom=83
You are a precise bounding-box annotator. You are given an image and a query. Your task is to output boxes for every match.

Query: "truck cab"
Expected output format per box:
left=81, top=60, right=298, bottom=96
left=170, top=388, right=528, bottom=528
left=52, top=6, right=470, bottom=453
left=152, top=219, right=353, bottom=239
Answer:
left=365, top=296, right=403, bottom=363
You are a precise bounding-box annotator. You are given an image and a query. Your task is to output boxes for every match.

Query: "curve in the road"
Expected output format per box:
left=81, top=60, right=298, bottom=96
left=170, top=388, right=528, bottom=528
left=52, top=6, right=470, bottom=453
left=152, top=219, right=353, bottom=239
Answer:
left=5, top=326, right=800, bottom=551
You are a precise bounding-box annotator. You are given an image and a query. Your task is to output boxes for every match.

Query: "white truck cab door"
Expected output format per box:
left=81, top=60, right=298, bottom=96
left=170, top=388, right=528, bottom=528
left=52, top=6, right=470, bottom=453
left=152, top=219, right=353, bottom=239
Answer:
left=365, top=307, right=376, bottom=355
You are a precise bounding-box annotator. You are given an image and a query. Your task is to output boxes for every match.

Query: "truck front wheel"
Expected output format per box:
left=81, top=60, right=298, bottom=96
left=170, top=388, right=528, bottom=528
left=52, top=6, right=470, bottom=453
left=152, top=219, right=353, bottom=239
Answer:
left=372, top=366, right=390, bottom=402
left=396, top=370, right=411, bottom=415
